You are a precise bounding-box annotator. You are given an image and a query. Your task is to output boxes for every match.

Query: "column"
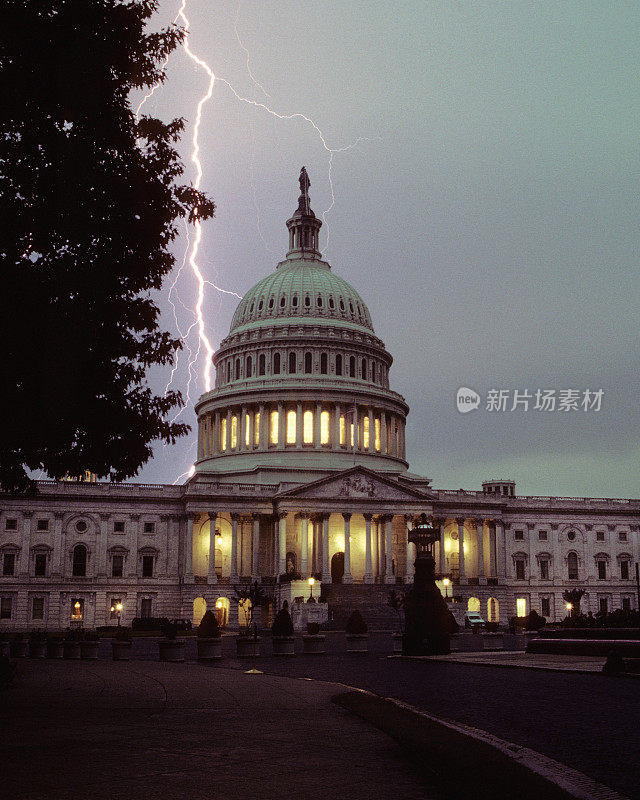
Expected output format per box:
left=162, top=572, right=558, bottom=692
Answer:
left=214, top=411, right=220, bottom=454
left=404, top=515, right=415, bottom=583
left=381, top=411, right=387, bottom=454
left=226, top=409, right=232, bottom=451
left=378, top=517, right=385, bottom=577
left=457, top=517, right=466, bottom=583
left=240, top=406, right=247, bottom=450
left=208, top=512, right=217, bottom=584
left=278, top=513, right=287, bottom=576
left=248, top=409, right=255, bottom=451
left=438, top=518, right=446, bottom=575
left=385, top=515, right=394, bottom=583
left=488, top=522, right=497, bottom=579
left=322, top=515, right=330, bottom=582
left=551, top=523, right=560, bottom=584
left=343, top=513, right=353, bottom=583
left=368, top=407, right=375, bottom=453
left=230, top=514, right=239, bottom=582
left=185, top=514, right=195, bottom=583
left=259, top=403, right=266, bottom=449
left=314, top=402, right=322, bottom=449
left=477, top=519, right=486, bottom=583
left=353, top=405, right=359, bottom=450
left=496, top=520, right=506, bottom=580
left=277, top=402, right=285, bottom=449
left=373, top=517, right=380, bottom=578
left=300, top=515, right=309, bottom=577
left=251, top=514, right=260, bottom=581
left=364, top=513, right=373, bottom=583
left=296, top=401, right=303, bottom=447
left=334, top=403, right=341, bottom=448
left=16, top=512, right=31, bottom=578
left=97, top=514, right=109, bottom=578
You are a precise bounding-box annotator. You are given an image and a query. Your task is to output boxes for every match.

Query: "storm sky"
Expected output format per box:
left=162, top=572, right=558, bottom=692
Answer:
left=134, top=1, right=640, bottom=497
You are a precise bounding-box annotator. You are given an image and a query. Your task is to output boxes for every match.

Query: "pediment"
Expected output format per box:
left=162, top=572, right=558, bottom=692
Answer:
left=276, top=467, right=433, bottom=503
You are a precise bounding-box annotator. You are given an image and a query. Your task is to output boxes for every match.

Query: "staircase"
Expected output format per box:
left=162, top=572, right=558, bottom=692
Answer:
left=321, top=583, right=405, bottom=630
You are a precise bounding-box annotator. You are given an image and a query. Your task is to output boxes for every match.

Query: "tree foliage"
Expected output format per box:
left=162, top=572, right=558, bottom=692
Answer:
left=0, top=0, right=215, bottom=492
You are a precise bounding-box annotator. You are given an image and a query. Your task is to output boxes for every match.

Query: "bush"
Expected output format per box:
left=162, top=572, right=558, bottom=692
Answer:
left=197, top=610, right=220, bottom=639
left=272, top=607, right=294, bottom=637
left=115, top=626, right=132, bottom=642
left=525, top=610, right=546, bottom=631
left=307, top=622, right=320, bottom=636
left=132, top=617, right=169, bottom=632
left=162, top=620, right=178, bottom=640
left=345, top=610, right=368, bottom=635
left=485, top=622, right=499, bottom=633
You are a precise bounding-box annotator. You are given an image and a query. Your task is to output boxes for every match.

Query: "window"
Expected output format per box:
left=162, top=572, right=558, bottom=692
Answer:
left=538, top=530, right=548, bottom=541
left=329, top=296, right=335, bottom=309
left=220, top=417, right=227, bottom=451
left=320, top=352, right=328, bottom=374
left=72, top=544, right=87, bottom=577
left=246, top=355, right=252, bottom=378
left=112, top=555, right=124, bottom=578
left=259, top=354, right=265, bottom=376
left=34, top=553, right=47, bottom=577
left=363, top=416, right=370, bottom=449
left=567, top=552, right=578, bottom=580
left=596, top=531, right=605, bottom=542
left=288, top=352, right=296, bottom=373
left=597, top=560, right=607, bottom=580
left=5, top=518, right=17, bottom=531
left=75, top=520, right=87, bottom=533
left=32, top=597, right=44, bottom=620
left=1, top=597, right=12, bottom=619
left=37, top=519, right=48, bottom=531
left=71, top=599, right=84, bottom=620
left=270, top=410, right=279, bottom=445
left=244, top=414, right=250, bottom=447
left=620, top=560, right=630, bottom=580
left=539, top=560, right=549, bottom=580
left=303, top=411, right=313, bottom=444
left=2, top=553, right=15, bottom=576
left=142, top=555, right=154, bottom=578
left=110, top=598, right=122, bottom=620
left=320, top=411, right=330, bottom=445
left=317, top=295, right=322, bottom=308
left=618, top=531, right=627, bottom=542
left=541, top=597, right=550, bottom=618
left=335, top=354, right=342, bottom=375
left=304, top=352, right=312, bottom=374
left=114, top=521, right=125, bottom=533
left=143, top=522, right=155, bottom=534
left=304, top=295, right=310, bottom=308
left=339, top=415, right=346, bottom=446
left=516, top=598, right=526, bottom=617
left=361, top=358, right=367, bottom=379
left=230, top=415, right=238, bottom=449
left=515, top=559, right=525, bottom=580
left=349, top=356, right=355, bottom=377
left=292, top=294, right=298, bottom=308
left=286, top=410, right=296, bottom=444
left=599, top=598, right=608, bottom=615
left=235, top=359, right=240, bottom=380
left=254, top=412, right=260, bottom=446
left=567, top=530, right=576, bottom=541
left=375, top=418, right=381, bottom=451
left=273, top=352, right=281, bottom=374
left=622, top=597, right=631, bottom=612
left=514, top=530, right=524, bottom=541
left=141, top=598, right=152, bottom=619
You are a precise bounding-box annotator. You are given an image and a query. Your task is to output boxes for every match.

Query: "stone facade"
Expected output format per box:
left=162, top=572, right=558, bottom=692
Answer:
left=2, top=172, right=638, bottom=630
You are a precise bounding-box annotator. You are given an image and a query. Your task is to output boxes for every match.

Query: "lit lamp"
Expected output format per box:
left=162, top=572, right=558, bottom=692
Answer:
left=443, top=577, right=450, bottom=600
left=566, top=602, right=572, bottom=614
left=110, top=602, right=123, bottom=626
left=308, top=576, right=315, bottom=601
left=73, top=600, right=81, bottom=620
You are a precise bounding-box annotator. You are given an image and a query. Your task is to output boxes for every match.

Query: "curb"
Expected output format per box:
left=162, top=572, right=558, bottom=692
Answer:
left=332, top=689, right=630, bottom=800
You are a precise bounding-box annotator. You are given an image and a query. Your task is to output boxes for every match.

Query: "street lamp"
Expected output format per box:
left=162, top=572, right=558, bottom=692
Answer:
left=566, top=602, right=572, bottom=616
left=442, top=577, right=450, bottom=600
left=110, top=602, right=123, bottom=626
left=308, top=576, right=315, bottom=601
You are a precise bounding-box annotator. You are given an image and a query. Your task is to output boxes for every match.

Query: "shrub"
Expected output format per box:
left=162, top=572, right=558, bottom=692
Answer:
left=307, top=622, right=320, bottom=636
left=197, top=610, right=220, bottom=639
left=162, top=620, right=178, bottom=640
left=132, top=617, right=169, bottom=632
left=525, top=610, right=546, bottom=631
left=345, top=610, right=367, bottom=635
left=115, top=626, right=132, bottom=642
left=485, top=621, right=499, bottom=633
left=272, top=607, right=294, bottom=637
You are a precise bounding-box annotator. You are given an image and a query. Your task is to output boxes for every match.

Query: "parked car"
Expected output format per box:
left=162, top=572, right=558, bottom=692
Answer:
left=464, top=611, right=485, bottom=629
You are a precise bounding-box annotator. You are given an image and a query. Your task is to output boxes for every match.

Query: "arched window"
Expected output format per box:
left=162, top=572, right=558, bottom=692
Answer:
left=235, top=358, right=240, bottom=380
left=363, top=416, right=370, bottom=449
left=259, top=354, right=265, bottom=376
left=304, top=352, right=312, bottom=374
left=270, top=411, right=279, bottom=445
left=567, top=552, right=579, bottom=580
left=361, top=358, right=367, bottom=379
left=467, top=597, right=480, bottom=613
left=329, top=296, right=335, bottom=309
left=292, top=294, right=298, bottom=308
left=220, top=417, right=227, bottom=451
left=289, top=352, right=297, bottom=374
left=273, top=352, right=281, bottom=375
left=280, top=295, right=286, bottom=308
left=246, top=355, right=252, bottom=378
left=372, top=362, right=376, bottom=383
left=304, top=295, right=311, bottom=308
left=303, top=411, right=313, bottom=444
left=230, top=415, right=238, bottom=449
left=335, top=354, right=342, bottom=375
left=349, top=356, right=355, bottom=378
left=226, top=362, right=230, bottom=382
left=320, top=352, right=328, bottom=374
left=286, top=410, right=296, bottom=444
left=320, top=411, right=330, bottom=444
left=317, top=295, right=323, bottom=308
left=72, top=544, right=87, bottom=577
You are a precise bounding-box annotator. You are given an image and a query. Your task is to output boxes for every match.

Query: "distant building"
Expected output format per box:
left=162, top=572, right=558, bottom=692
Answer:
left=1, top=170, right=638, bottom=630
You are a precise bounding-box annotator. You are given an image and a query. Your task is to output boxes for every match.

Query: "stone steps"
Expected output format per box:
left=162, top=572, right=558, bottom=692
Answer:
left=322, top=583, right=406, bottom=630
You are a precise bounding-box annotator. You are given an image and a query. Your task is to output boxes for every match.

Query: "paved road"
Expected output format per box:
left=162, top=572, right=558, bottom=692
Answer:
left=42, top=633, right=640, bottom=799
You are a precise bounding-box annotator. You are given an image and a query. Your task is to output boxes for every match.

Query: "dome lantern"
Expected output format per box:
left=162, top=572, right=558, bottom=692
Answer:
left=285, top=166, right=322, bottom=260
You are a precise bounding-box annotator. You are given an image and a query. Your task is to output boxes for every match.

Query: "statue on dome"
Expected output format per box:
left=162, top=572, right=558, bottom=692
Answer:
left=297, top=166, right=311, bottom=214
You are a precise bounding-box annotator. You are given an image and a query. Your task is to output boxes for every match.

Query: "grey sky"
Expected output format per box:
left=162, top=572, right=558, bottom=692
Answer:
left=135, top=0, right=640, bottom=497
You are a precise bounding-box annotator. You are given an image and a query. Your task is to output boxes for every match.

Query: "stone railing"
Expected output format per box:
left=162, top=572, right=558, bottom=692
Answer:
left=435, top=488, right=639, bottom=509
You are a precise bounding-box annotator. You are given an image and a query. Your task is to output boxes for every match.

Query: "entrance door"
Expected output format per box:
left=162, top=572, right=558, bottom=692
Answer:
left=331, top=551, right=345, bottom=584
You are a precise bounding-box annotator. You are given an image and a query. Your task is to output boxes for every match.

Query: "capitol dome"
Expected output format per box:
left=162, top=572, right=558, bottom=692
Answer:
left=194, top=168, right=409, bottom=485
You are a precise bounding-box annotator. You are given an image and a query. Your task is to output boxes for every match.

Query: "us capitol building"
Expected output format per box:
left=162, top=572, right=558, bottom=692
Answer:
left=1, top=170, right=638, bottom=631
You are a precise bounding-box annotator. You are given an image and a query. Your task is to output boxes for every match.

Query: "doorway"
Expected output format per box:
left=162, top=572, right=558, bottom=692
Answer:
left=331, top=551, right=345, bottom=584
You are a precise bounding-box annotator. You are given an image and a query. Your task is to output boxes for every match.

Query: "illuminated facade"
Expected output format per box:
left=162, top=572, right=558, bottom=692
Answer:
left=1, top=171, right=638, bottom=630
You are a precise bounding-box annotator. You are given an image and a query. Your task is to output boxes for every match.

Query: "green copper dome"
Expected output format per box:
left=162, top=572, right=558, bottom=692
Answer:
left=229, top=257, right=374, bottom=335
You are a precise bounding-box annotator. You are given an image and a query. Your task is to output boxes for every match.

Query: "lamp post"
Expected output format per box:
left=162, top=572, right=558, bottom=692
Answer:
left=110, top=602, right=123, bottom=626
left=566, top=602, right=572, bottom=618
left=442, top=577, right=450, bottom=600
left=308, top=576, right=315, bottom=601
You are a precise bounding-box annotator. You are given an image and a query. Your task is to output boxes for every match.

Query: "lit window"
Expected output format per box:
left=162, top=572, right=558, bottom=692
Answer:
left=71, top=599, right=84, bottom=620
left=231, top=415, right=238, bottom=449
left=245, top=414, right=250, bottom=447
left=375, top=418, right=381, bottom=451
left=303, top=411, right=313, bottom=444
left=110, top=598, right=122, bottom=620
left=516, top=598, right=526, bottom=617
left=320, top=411, right=330, bottom=445
left=220, top=418, right=227, bottom=451
left=254, top=412, right=260, bottom=446
left=339, top=416, right=345, bottom=446
left=363, top=416, right=370, bottom=449
left=350, top=422, right=355, bottom=447
left=287, top=410, right=296, bottom=444
left=270, top=411, right=279, bottom=445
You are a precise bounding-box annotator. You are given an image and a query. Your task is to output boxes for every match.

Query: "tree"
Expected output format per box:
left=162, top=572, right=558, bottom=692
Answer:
left=0, top=0, right=215, bottom=492
left=562, top=588, right=586, bottom=618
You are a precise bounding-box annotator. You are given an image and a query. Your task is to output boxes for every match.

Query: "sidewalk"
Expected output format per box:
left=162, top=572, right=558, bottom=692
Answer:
left=1, top=660, right=439, bottom=800
left=398, top=650, right=640, bottom=674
